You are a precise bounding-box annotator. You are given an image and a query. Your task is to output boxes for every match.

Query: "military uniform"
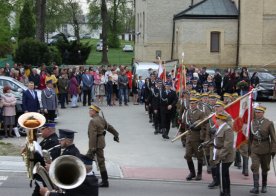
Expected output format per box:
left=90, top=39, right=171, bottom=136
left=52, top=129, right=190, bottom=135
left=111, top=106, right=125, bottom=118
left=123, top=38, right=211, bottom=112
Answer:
left=39, top=133, right=61, bottom=161
left=32, top=123, right=61, bottom=196
left=41, top=84, right=58, bottom=123
left=62, top=144, right=80, bottom=157
left=148, top=81, right=162, bottom=134
left=183, top=98, right=204, bottom=180
left=213, top=114, right=235, bottom=196
left=176, top=95, right=189, bottom=147
left=160, top=83, right=178, bottom=139
left=86, top=105, right=119, bottom=187
left=249, top=106, right=276, bottom=194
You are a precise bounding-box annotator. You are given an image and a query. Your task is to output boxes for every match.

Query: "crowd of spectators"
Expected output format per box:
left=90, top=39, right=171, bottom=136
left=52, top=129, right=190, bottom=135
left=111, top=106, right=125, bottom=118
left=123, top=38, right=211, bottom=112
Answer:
left=0, top=62, right=273, bottom=140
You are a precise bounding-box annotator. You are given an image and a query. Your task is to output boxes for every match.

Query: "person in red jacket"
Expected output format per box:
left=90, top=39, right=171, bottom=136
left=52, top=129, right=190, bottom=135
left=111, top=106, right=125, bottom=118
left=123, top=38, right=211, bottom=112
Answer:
left=125, top=66, right=133, bottom=94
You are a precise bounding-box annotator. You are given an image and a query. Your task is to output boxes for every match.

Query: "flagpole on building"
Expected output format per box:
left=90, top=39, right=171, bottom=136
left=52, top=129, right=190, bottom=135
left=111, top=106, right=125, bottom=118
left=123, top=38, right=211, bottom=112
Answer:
left=171, top=89, right=254, bottom=143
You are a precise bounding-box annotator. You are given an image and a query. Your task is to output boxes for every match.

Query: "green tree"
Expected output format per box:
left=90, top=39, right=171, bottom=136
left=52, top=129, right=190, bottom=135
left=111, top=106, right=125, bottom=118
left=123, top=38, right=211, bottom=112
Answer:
left=35, top=0, right=46, bottom=42
left=18, top=0, right=35, bottom=41
left=0, top=0, right=13, bottom=57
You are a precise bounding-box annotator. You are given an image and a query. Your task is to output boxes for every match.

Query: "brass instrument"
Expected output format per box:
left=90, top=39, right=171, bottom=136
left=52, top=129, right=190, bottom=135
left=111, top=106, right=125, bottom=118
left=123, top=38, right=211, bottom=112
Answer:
left=18, top=112, right=46, bottom=179
left=33, top=155, right=86, bottom=191
left=49, top=155, right=86, bottom=190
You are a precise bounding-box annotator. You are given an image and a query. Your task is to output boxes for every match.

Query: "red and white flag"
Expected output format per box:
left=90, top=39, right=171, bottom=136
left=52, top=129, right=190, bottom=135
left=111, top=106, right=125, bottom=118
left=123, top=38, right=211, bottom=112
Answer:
left=158, top=62, right=164, bottom=79
left=225, top=92, right=253, bottom=149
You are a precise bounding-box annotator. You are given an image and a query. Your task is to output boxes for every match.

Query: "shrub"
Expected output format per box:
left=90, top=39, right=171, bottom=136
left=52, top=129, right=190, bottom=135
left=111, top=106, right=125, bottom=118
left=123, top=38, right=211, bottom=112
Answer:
left=15, top=38, right=51, bottom=66
left=55, top=40, right=92, bottom=65
left=0, top=42, right=13, bottom=57
left=49, top=46, right=62, bottom=65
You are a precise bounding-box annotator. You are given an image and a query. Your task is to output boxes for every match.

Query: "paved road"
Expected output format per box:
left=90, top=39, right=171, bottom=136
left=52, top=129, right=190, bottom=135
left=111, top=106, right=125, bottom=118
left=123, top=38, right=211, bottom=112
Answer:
left=0, top=171, right=275, bottom=196
left=1, top=101, right=276, bottom=192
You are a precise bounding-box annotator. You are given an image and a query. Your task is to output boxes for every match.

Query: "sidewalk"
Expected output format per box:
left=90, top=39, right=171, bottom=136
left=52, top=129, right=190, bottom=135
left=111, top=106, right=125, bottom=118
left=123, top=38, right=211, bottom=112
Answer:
left=1, top=156, right=275, bottom=187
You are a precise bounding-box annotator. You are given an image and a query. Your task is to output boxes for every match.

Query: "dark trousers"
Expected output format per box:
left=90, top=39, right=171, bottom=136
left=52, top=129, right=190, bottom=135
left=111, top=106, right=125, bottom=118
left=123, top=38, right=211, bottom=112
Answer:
left=119, top=88, right=128, bottom=104
left=45, top=110, right=56, bottom=122
left=160, top=108, right=172, bottom=131
left=153, top=109, right=161, bottom=130
left=106, top=92, right=112, bottom=106
left=216, top=162, right=232, bottom=194
left=60, top=93, right=67, bottom=108
left=83, top=89, right=92, bottom=106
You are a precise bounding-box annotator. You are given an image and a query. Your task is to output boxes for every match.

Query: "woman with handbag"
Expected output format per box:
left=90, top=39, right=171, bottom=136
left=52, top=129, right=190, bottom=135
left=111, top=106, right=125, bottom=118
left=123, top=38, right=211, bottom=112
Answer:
left=1, top=86, right=17, bottom=138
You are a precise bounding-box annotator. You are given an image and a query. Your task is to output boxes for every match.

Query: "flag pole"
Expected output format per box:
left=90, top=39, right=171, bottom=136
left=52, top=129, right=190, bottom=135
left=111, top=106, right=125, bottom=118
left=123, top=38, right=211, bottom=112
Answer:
left=171, top=89, right=254, bottom=142
left=179, top=52, right=184, bottom=96
left=182, top=52, right=186, bottom=90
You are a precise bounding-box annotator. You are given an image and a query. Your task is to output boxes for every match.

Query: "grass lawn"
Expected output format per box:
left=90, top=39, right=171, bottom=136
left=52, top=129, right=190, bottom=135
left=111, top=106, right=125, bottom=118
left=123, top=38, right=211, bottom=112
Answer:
left=81, top=39, right=134, bottom=65
left=0, top=141, right=21, bottom=156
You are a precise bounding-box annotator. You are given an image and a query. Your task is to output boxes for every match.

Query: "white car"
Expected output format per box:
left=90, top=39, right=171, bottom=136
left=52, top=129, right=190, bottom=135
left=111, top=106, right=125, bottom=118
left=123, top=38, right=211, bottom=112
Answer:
left=123, top=44, right=134, bottom=52
left=96, top=43, right=108, bottom=52
left=68, top=36, right=77, bottom=42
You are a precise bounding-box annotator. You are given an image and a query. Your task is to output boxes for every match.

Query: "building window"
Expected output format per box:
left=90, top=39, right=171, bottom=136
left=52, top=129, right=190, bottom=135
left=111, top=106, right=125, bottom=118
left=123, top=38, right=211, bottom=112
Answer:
left=210, top=31, right=220, bottom=52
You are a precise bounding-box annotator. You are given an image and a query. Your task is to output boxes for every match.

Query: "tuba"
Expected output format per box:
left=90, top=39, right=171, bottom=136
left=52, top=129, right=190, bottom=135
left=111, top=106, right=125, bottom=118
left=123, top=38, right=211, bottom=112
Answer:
left=18, top=112, right=46, bottom=179
left=33, top=155, right=86, bottom=191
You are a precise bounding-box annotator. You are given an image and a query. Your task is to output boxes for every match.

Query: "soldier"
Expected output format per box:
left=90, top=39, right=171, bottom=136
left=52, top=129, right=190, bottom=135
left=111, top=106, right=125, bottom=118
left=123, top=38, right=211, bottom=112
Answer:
left=198, top=93, right=213, bottom=174
left=41, top=80, right=58, bottom=123
left=176, top=90, right=190, bottom=147
left=160, top=82, right=178, bottom=139
left=213, top=113, right=235, bottom=196
left=249, top=105, right=276, bottom=194
left=183, top=97, right=205, bottom=181
left=223, top=93, right=232, bottom=105
left=86, top=105, right=119, bottom=187
left=206, top=100, right=233, bottom=189
left=149, top=78, right=163, bottom=134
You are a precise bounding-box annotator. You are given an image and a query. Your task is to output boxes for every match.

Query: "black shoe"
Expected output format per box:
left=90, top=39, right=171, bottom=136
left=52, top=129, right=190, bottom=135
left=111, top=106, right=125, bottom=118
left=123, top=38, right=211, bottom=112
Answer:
left=261, top=186, right=267, bottom=193
left=149, top=119, right=153, bottom=123
left=250, top=187, right=259, bottom=194
left=99, top=181, right=109, bottom=188
left=207, top=166, right=212, bottom=174
left=195, top=174, right=202, bottom=181
left=186, top=173, right=195, bottom=181
left=208, top=181, right=219, bottom=189
left=162, top=135, right=169, bottom=139
left=154, top=129, right=158, bottom=135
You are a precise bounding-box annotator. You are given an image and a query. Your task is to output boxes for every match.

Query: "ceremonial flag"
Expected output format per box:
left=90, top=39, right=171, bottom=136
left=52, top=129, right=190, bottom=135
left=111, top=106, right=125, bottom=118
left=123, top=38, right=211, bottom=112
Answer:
left=225, top=92, right=253, bottom=149
left=158, top=62, right=164, bottom=79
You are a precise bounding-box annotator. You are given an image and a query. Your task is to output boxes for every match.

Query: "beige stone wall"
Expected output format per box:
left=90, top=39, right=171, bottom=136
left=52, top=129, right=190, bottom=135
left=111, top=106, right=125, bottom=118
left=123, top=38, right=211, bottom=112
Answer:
left=175, top=19, right=238, bottom=67
left=239, top=0, right=276, bottom=66
left=135, top=0, right=192, bottom=61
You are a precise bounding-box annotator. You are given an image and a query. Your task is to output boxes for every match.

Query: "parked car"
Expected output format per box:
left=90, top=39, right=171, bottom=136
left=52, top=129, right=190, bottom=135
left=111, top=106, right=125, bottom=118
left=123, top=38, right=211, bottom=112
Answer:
left=122, top=44, right=134, bottom=52
left=82, top=34, right=92, bottom=39
left=0, top=76, right=42, bottom=136
left=247, top=69, right=276, bottom=100
left=132, top=62, right=159, bottom=81
left=68, top=36, right=77, bottom=42
left=96, top=42, right=108, bottom=52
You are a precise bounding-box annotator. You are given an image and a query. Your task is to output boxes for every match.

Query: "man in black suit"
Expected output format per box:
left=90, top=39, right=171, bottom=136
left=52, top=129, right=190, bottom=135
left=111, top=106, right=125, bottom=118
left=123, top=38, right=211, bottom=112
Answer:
left=22, top=81, right=40, bottom=113
left=28, top=68, right=40, bottom=89
left=160, top=82, right=178, bottom=139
